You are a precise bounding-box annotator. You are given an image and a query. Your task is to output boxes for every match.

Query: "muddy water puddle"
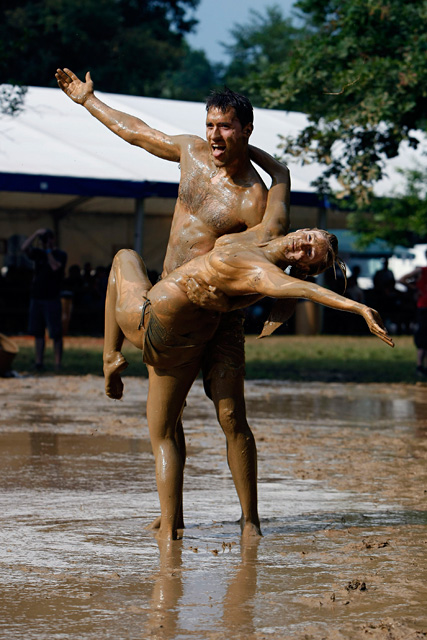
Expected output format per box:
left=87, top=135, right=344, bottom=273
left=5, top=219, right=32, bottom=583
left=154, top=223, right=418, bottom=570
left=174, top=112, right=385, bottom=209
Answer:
left=0, top=376, right=426, bottom=639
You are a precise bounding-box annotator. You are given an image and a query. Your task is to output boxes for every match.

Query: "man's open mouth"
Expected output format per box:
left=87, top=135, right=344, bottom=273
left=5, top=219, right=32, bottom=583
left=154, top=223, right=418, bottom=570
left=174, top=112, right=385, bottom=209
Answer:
left=212, top=144, right=226, bottom=158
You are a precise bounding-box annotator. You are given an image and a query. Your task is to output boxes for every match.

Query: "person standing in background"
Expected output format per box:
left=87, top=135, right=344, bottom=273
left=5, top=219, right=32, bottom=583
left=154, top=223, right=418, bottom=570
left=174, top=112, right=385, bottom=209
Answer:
left=373, top=258, right=396, bottom=329
left=399, top=250, right=427, bottom=377
left=21, top=228, right=67, bottom=372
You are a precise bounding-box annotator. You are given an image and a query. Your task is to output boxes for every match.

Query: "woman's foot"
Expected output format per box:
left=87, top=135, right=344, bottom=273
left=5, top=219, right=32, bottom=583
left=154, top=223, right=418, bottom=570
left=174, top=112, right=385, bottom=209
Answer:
left=103, top=351, right=128, bottom=399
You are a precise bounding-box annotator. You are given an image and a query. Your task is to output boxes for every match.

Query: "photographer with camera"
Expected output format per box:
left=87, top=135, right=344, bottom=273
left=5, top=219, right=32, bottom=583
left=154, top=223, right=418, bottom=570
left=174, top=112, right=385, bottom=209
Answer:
left=21, top=228, right=67, bottom=372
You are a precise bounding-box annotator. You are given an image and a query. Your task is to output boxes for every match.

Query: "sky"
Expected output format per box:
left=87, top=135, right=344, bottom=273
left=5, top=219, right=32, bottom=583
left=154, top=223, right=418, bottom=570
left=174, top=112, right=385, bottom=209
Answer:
left=186, top=0, right=297, bottom=64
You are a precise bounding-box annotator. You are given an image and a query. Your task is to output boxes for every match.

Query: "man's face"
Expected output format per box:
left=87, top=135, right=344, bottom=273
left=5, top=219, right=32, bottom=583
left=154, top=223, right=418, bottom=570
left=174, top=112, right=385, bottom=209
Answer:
left=206, top=106, right=252, bottom=167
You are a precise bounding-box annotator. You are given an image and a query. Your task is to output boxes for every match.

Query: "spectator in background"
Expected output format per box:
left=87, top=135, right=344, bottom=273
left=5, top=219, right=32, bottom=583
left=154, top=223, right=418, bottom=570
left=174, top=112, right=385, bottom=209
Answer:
left=345, top=265, right=365, bottom=334
left=398, top=250, right=427, bottom=377
left=82, top=262, right=93, bottom=289
left=90, top=265, right=109, bottom=335
left=61, top=264, right=84, bottom=335
left=347, top=265, right=364, bottom=304
left=21, top=228, right=67, bottom=372
left=374, top=258, right=395, bottom=291
left=373, top=258, right=396, bottom=329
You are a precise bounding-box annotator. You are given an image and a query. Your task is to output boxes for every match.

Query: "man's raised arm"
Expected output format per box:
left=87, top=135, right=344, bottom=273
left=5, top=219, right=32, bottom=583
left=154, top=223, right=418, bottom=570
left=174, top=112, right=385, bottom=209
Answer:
left=55, top=68, right=182, bottom=161
left=249, top=145, right=290, bottom=240
left=248, top=146, right=295, bottom=335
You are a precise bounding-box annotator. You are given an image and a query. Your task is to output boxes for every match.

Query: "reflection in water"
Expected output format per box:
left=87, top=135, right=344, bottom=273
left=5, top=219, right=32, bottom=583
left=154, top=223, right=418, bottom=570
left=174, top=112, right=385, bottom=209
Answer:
left=147, top=538, right=184, bottom=637
left=245, top=383, right=421, bottom=428
left=146, top=537, right=260, bottom=638
left=30, top=432, right=59, bottom=457
left=223, top=539, right=259, bottom=636
left=30, top=432, right=63, bottom=489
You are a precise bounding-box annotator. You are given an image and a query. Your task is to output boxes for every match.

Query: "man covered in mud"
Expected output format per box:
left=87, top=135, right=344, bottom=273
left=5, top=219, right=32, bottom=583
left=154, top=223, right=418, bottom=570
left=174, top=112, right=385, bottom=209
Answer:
left=56, top=68, right=291, bottom=539
left=102, top=221, right=393, bottom=540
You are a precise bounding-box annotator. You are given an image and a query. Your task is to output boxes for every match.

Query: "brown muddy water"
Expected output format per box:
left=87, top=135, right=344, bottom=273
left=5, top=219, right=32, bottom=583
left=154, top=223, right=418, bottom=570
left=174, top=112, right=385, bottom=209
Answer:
left=0, top=375, right=426, bottom=640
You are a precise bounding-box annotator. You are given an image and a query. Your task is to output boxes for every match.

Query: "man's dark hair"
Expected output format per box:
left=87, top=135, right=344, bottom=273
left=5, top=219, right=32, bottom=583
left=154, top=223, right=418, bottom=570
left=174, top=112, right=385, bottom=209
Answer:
left=205, top=87, right=254, bottom=128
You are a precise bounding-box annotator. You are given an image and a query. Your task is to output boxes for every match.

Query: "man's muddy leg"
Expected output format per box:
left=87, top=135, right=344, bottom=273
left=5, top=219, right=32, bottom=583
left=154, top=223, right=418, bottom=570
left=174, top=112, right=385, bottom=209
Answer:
left=210, top=372, right=261, bottom=539
left=146, top=361, right=200, bottom=541
left=103, top=249, right=151, bottom=399
left=148, top=414, right=186, bottom=530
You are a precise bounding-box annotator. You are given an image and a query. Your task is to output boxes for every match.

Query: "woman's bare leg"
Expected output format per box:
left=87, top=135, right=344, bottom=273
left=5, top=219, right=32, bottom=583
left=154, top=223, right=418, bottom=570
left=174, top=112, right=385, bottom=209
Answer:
left=103, top=249, right=152, bottom=399
left=146, top=361, right=200, bottom=541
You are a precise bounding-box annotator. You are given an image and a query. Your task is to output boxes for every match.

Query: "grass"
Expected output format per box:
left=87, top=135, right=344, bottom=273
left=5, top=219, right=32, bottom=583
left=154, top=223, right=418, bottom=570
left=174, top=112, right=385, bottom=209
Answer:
left=6, top=334, right=423, bottom=384
left=244, top=335, right=419, bottom=383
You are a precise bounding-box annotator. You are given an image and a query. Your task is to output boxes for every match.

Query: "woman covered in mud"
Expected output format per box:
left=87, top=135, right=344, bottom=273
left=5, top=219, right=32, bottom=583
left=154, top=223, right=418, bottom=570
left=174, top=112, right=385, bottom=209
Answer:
left=103, top=218, right=393, bottom=540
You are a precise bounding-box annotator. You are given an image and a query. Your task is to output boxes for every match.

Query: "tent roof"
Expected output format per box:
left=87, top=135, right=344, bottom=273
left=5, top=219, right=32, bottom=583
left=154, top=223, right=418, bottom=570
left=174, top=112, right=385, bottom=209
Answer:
left=0, top=86, right=425, bottom=204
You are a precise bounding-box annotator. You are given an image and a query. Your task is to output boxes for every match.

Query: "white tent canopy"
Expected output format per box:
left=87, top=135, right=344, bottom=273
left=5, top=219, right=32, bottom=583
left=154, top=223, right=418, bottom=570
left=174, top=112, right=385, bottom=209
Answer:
left=1, top=86, right=425, bottom=201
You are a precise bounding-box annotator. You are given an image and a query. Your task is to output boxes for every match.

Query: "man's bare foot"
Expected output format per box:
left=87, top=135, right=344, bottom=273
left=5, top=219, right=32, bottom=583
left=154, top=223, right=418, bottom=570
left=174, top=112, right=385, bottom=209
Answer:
left=241, top=521, right=262, bottom=540
left=103, top=351, right=128, bottom=399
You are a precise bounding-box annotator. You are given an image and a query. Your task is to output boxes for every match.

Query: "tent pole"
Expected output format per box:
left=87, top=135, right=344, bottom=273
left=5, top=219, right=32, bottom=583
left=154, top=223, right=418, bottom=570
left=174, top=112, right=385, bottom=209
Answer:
left=134, top=198, right=145, bottom=255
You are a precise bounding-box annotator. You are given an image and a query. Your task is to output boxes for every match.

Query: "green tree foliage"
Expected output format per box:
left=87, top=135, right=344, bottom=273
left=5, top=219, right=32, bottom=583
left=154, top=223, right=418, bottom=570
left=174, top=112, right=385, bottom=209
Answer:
left=221, top=5, right=305, bottom=106
left=157, top=43, right=222, bottom=101
left=348, top=168, right=427, bottom=247
left=244, top=0, right=427, bottom=242
left=0, top=0, right=211, bottom=97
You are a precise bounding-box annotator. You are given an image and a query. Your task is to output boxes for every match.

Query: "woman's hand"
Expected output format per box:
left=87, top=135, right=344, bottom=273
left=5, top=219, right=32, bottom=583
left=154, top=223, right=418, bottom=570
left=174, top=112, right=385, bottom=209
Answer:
left=362, top=307, right=394, bottom=347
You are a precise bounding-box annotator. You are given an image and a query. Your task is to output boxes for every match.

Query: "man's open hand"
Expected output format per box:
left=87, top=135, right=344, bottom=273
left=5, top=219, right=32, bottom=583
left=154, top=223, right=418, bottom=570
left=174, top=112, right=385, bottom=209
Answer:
left=185, top=277, right=232, bottom=312
left=55, top=68, right=94, bottom=105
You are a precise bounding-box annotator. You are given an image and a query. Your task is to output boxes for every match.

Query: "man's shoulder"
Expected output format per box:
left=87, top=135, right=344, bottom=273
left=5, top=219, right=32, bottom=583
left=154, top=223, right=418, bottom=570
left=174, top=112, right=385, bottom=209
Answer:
left=179, top=135, right=208, bottom=156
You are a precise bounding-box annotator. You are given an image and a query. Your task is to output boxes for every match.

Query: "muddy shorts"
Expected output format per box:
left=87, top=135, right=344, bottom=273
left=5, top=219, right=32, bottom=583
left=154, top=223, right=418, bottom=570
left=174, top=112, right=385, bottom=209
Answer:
left=141, top=303, right=206, bottom=370
left=201, top=309, right=246, bottom=400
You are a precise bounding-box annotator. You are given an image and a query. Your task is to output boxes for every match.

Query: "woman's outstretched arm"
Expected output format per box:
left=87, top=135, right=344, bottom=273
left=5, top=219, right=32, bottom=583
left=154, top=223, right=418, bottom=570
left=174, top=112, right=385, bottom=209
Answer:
left=250, top=265, right=394, bottom=346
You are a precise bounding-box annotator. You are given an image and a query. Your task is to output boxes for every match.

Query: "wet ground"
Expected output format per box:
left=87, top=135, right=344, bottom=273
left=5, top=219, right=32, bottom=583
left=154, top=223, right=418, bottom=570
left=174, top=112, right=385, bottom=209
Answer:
left=0, top=375, right=426, bottom=639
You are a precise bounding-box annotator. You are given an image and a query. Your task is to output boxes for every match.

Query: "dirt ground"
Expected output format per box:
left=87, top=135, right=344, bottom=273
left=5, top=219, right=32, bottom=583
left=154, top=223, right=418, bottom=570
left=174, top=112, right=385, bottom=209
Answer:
left=0, top=371, right=426, bottom=640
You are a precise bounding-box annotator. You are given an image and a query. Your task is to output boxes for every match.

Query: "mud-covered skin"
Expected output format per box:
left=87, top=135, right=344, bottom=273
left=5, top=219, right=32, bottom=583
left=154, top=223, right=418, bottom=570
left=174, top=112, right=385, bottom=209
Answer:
left=104, top=231, right=393, bottom=399
left=103, top=230, right=393, bottom=540
left=56, top=67, right=291, bottom=541
left=162, top=136, right=268, bottom=275
left=55, top=69, right=275, bottom=274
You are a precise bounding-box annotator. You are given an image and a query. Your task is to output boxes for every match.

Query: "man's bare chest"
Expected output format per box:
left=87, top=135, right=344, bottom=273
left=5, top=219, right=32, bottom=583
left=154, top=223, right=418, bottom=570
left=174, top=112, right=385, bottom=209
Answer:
left=178, top=171, right=264, bottom=234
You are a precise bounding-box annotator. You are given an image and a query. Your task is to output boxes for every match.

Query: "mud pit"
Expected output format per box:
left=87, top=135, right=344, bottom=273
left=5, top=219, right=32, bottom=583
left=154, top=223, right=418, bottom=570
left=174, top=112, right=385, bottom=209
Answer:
left=0, top=374, right=426, bottom=640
